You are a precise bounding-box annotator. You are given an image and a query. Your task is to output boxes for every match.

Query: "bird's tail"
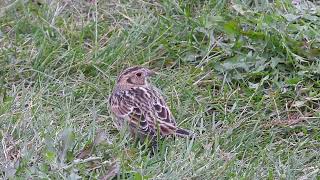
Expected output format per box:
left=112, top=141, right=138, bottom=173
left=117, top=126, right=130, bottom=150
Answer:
left=175, top=128, right=195, bottom=138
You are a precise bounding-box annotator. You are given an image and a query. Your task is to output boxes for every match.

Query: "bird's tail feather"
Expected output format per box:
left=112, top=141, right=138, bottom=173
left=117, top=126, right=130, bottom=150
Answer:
left=175, top=128, right=195, bottom=138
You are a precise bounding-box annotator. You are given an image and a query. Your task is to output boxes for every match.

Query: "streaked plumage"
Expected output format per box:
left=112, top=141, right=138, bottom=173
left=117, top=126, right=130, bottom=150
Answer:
left=109, top=66, right=192, bottom=141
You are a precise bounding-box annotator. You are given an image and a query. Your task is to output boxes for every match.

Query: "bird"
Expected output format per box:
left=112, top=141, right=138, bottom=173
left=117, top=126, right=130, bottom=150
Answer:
left=108, top=66, right=193, bottom=143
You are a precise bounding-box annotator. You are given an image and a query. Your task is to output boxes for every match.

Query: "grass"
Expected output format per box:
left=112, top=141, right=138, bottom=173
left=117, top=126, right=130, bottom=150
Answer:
left=0, top=0, right=319, bottom=179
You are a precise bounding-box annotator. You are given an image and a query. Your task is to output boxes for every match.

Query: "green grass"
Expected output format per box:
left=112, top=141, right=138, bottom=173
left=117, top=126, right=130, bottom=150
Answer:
left=0, top=0, right=320, bottom=179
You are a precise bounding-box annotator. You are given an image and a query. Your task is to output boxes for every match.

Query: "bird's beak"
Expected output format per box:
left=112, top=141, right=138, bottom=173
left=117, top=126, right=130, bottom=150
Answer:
left=146, top=69, right=157, bottom=76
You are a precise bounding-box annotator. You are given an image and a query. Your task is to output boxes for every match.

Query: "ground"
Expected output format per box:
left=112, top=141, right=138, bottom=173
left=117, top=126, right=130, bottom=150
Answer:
left=0, top=0, right=320, bottom=179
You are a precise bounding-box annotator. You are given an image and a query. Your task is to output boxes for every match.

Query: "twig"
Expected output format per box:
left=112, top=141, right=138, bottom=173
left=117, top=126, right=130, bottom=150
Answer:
left=62, top=156, right=102, bottom=169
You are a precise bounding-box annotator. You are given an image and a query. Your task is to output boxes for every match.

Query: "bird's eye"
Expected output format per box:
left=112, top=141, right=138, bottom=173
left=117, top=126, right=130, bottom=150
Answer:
left=136, top=73, right=142, bottom=77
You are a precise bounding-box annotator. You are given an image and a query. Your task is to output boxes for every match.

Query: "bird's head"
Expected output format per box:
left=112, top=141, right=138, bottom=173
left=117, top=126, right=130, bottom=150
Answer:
left=116, top=66, right=156, bottom=88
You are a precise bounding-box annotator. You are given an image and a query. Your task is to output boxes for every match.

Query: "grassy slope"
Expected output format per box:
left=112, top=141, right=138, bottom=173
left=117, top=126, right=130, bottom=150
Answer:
left=0, top=0, right=319, bottom=179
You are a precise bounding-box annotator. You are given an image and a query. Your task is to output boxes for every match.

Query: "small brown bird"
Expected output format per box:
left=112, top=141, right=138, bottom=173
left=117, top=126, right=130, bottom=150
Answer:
left=109, top=66, right=193, bottom=142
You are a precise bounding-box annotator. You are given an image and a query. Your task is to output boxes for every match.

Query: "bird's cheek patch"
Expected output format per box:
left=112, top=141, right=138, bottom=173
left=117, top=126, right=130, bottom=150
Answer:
left=127, top=77, right=134, bottom=84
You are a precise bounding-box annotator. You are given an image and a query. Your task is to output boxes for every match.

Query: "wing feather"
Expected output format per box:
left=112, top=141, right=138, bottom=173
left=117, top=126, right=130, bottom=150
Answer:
left=149, top=88, right=176, bottom=125
left=109, top=90, right=156, bottom=136
left=110, top=86, right=180, bottom=137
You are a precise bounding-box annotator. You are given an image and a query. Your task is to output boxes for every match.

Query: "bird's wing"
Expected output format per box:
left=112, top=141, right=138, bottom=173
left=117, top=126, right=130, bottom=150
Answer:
left=129, top=87, right=179, bottom=136
left=110, top=87, right=192, bottom=137
left=149, top=87, right=176, bottom=125
left=109, top=90, right=157, bottom=136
